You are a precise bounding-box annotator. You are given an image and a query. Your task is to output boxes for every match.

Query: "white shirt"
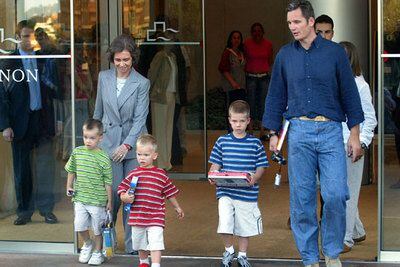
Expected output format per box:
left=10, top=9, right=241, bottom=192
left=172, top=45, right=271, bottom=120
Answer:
left=116, top=77, right=127, bottom=97
left=342, top=75, right=377, bottom=146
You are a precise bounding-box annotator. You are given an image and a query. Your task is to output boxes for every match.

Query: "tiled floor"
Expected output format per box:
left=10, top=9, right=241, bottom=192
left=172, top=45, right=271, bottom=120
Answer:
left=1, top=253, right=399, bottom=267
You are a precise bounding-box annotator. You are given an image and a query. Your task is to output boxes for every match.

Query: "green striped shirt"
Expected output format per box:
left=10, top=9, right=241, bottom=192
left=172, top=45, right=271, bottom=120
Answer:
left=65, top=146, right=112, bottom=206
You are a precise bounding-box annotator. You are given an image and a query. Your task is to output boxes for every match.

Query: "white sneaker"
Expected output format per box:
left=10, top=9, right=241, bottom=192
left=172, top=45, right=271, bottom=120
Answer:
left=305, top=264, right=320, bottom=267
left=325, top=256, right=342, bottom=267
left=88, top=251, right=104, bottom=265
left=78, top=240, right=93, bottom=263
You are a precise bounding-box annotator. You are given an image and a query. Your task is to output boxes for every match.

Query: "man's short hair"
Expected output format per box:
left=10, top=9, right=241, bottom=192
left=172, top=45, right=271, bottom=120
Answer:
left=137, top=134, right=158, bottom=152
left=83, top=118, right=103, bottom=134
left=286, top=0, right=315, bottom=21
left=16, top=20, right=36, bottom=36
left=229, top=100, right=250, bottom=117
left=315, top=14, right=334, bottom=29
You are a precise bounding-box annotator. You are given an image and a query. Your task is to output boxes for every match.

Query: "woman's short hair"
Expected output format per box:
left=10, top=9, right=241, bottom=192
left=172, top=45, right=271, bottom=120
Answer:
left=339, top=41, right=362, bottom=77
left=107, top=34, right=139, bottom=65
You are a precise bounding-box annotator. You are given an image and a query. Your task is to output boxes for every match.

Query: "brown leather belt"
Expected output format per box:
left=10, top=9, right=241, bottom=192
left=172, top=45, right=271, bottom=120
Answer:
left=296, top=115, right=330, bottom=122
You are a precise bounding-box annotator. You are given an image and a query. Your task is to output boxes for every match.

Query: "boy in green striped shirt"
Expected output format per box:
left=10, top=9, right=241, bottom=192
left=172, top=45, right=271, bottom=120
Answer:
left=65, top=118, right=112, bottom=266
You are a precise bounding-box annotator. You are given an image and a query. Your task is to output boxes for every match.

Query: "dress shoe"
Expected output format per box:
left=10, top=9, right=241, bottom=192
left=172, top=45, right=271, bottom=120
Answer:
left=341, top=244, right=352, bottom=254
left=42, top=212, right=58, bottom=224
left=14, top=217, right=31, bottom=225
left=353, top=234, right=366, bottom=243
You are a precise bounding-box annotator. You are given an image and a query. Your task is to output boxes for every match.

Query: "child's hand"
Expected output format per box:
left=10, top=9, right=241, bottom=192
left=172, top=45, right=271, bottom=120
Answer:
left=208, top=178, right=216, bottom=185
left=175, top=207, right=184, bottom=219
left=106, top=201, right=112, bottom=212
left=66, top=187, right=74, bottom=197
left=248, top=173, right=257, bottom=186
left=120, top=192, right=135, bottom=204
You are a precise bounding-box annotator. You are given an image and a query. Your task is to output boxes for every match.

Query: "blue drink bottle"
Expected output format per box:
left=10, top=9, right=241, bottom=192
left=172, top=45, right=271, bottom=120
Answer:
left=124, top=176, right=138, bottom=212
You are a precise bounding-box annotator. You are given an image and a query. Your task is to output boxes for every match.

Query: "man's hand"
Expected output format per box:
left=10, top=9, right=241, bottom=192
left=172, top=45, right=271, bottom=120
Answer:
left=2, top=127, right=14, bottom=142
left=120, top=192, right=135, bottom=204
left=347, top=127, right=362, bottom=163
left=269, top=135, right=279, bottom=152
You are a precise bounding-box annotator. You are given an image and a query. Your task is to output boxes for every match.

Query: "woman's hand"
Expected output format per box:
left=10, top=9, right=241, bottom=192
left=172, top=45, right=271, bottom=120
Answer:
left=112, top=144, right=129, bottom=162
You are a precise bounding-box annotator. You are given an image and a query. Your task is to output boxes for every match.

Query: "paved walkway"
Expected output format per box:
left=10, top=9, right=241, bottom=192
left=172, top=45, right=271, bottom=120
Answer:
left=1, top=253, right=399, bottom=267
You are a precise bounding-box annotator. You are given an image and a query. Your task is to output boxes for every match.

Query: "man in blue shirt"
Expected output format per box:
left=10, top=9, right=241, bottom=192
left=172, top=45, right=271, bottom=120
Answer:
left=262, top=1, right=364, bottom=266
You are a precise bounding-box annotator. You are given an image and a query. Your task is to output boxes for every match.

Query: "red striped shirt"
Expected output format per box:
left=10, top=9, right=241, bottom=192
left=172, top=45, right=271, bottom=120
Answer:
left=117, top=166, right=179, bottom=228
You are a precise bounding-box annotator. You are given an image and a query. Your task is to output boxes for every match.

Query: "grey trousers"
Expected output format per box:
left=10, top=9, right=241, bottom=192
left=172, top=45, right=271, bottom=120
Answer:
left=344, top=148, right=366, bottom=247
left=111, top=158, right=138, bottom=253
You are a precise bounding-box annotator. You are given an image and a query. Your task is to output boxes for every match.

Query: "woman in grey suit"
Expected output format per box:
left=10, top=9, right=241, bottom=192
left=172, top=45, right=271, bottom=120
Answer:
left=93, top=34, right=150, bottom=254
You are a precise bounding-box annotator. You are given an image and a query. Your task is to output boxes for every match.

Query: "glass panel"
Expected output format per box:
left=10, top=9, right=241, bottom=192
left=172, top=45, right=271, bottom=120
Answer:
left=122, top=0, right=205, bottom=174
left=382, top=56, right=400, bottom=250
left=383, top=0, right=400, bottom=54
left=0, top=0, right=73, bottom=242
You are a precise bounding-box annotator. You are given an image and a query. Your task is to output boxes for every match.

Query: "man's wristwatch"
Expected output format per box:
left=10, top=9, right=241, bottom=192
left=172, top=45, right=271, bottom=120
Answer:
left=361, top=142, right=368, bottom=150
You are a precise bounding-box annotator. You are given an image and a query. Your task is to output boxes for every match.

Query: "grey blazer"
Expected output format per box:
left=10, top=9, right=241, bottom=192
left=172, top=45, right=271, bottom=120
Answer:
left=93, top=68, right=150, bottom=159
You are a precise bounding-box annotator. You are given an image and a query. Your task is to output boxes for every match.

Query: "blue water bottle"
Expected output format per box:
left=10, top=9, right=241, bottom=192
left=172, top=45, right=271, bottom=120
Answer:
left=124, top=176, right=138, bottom=212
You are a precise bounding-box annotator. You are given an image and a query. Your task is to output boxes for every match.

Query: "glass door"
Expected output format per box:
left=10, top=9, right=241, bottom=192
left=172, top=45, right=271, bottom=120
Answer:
left=379, top=0, right=400, bottom=261
left=0, top=0, right=74, bottom=253
left=121, top=0, right=205, bottom=177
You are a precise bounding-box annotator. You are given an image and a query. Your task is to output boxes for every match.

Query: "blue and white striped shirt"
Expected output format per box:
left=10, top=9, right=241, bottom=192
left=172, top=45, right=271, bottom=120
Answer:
left=209, top=133, right=269, bottom=202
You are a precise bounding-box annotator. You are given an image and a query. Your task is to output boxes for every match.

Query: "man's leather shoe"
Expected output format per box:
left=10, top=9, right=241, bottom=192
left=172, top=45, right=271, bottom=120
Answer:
left=14, top=217, right=31, bottom=225
left=341, top=244, right=352, bottom=254
left=42, top=212, right=58, bottom=224
left=353, top=234, right=366, bottom=243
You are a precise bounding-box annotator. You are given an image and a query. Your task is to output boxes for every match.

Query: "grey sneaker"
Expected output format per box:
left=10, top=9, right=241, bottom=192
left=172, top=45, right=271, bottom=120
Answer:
left=220, top=251, right=234, bottom=267
left=237, top=256, right=252, bottom=267
left=325, top=256, right=342, bottom=267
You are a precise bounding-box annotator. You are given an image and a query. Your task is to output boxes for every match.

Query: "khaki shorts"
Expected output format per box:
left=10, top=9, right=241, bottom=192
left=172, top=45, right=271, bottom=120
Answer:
left=217, top=196, right=263, bottom=237
left=131, top=226, right=165, bottom=251
left=74, top=202, right=106, bottom=236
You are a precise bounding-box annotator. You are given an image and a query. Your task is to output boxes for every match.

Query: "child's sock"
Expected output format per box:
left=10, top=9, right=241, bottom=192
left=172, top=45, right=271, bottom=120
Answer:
left=238, top=251, right=247, bottom=258
left=225, top=245, right=234, bottom=254
left=151, top=264, right=160, bottom=267
left=140, top=258, right=150, bottom=265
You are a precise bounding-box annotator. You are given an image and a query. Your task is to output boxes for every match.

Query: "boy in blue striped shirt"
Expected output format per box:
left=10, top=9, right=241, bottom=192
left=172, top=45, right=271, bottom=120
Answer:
left=209, top=100, right=269, bottom=267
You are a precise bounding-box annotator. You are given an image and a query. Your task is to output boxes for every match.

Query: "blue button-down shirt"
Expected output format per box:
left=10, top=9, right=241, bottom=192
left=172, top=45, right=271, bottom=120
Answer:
left=19, top=49, right=42, bottom=111
left=262, top=35, right=364, bottom=131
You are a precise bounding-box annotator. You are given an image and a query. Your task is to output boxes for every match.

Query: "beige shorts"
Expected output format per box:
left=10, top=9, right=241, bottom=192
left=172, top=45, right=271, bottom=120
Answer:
left=74, top=202, right=106, bottom=236
left=217, top=196, right=263, bottom=237
left=131, top=226, right=165, bottom=251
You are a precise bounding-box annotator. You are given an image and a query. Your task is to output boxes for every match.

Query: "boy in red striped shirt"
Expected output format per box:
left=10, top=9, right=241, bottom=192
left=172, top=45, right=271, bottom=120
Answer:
left=118, top=134, right=184, bottom=267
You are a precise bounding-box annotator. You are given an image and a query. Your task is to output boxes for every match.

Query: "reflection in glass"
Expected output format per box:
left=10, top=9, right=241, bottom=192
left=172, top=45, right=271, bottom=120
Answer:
left=0, top=1, right=73, bottom=243
left=123, top=0, right=204, bottom=173
left=383, top=0, right=400, bottom=54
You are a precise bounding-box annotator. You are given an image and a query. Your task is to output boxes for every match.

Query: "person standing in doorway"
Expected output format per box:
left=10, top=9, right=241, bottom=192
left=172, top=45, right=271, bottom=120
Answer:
left=0, top=20, right=59, bottom=225
left=93, top=34, right=150, bottom=254
left=339, top=41, right=377, bottom=253
left=263, top=1, right=364, bottom=266
left=244, top=23, right=273, bottom=140
left=315, top=14, right=334, bottom=41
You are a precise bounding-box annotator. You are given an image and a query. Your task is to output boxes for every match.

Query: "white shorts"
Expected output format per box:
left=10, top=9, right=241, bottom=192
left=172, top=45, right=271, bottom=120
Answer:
left=74, top=202, right=106, bottom=236
left=217, top=196, right=263, bottom=237
left=131, top=226, right=165, bottom=251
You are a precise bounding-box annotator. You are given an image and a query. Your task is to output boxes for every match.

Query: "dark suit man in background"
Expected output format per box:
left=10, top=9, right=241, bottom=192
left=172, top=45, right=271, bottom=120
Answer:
left=0, top=20, right=58, bottom=225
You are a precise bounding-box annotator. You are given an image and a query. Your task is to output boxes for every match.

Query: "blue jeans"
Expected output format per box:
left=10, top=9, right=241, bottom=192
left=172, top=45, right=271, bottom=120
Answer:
left=246, top=75, right=270, bottom=121
left=288, top=119, right=348, bottom=265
